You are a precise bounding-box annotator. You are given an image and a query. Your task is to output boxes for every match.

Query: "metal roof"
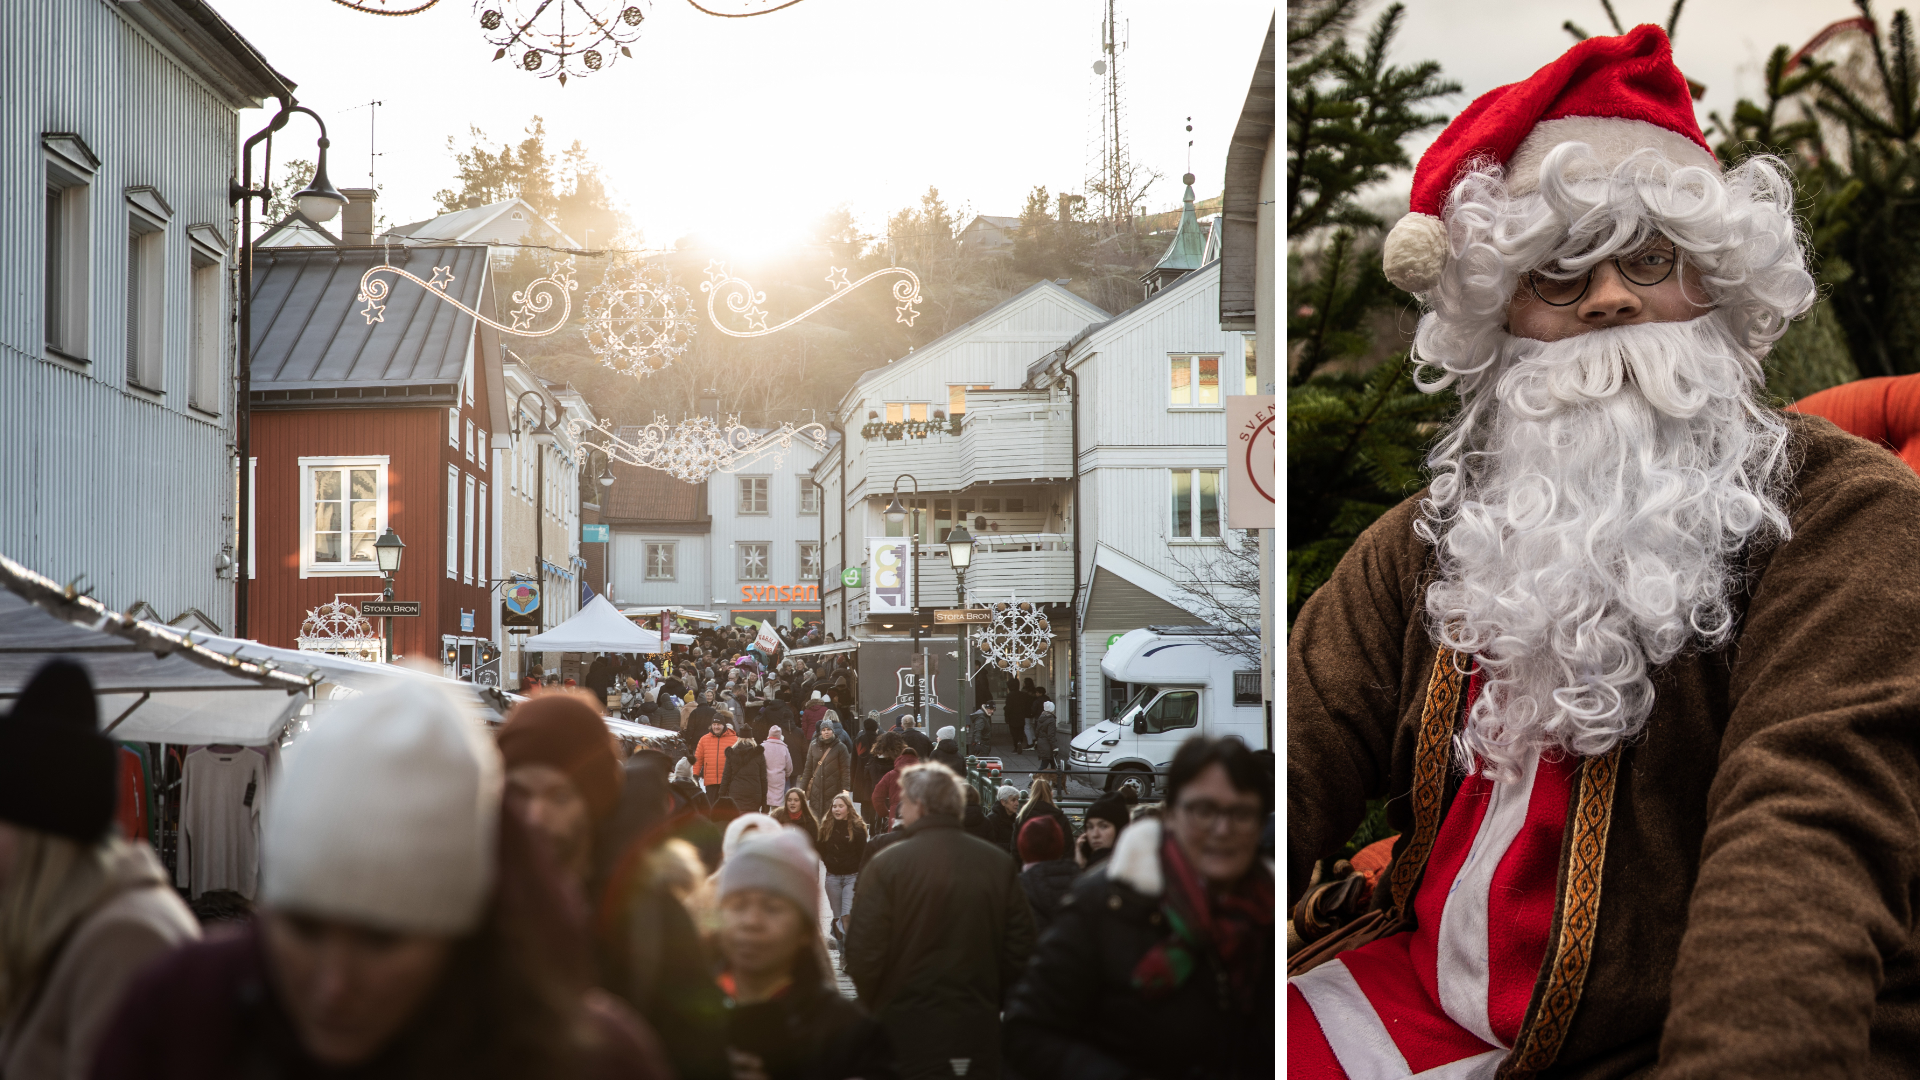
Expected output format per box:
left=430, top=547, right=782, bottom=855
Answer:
left=249, top=244, right=491, bottom=391
left=1152, top=179, right=1210, bottom=275
left=386, top=198, right=583, bottom=250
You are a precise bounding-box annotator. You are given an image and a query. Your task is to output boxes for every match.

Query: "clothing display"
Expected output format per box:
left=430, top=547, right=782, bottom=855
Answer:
left=116, top=745, right=149, bottom=843
left=175, top=746, right=266, bottom=900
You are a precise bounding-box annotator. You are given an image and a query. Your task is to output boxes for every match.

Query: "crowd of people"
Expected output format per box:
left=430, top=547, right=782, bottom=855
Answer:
left=0, top=653, right=1274, bottom=1080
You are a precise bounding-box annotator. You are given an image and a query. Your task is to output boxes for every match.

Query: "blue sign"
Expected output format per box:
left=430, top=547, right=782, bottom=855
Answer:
left=582, top=523, right=609, bottom=543
left=460, top=609, right=475, bottom=633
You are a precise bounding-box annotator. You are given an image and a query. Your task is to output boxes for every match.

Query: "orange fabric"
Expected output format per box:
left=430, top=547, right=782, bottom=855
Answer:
left=692, top=730, right=736, bottom=785
left=1350, top=835, right=1400, bottom=890
left=1789, top=376, right=1920, bottom=476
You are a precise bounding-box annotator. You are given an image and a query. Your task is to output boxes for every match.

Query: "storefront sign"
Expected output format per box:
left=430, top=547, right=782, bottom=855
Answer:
left=362, top=600, right=420, bottom=617
left=868, top=537, right=911, bottom=613
left=460, top=609, right=475, bottom=633
left=582, top=523, right=609, bottom=542
left=501, top=582, right=541, bottom=629
left=738, top=584, right=819, bottom=603
left=1227, top=395, right=1275, bottom=529
left=841, top=566, right=865, bottom=588
left=934, top=608, right=992, bottom=624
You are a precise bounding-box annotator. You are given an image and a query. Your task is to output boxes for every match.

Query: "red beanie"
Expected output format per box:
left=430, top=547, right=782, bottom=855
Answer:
left=1018, top=815, right=1065, bottom=864
left=1383, top=24, right=1717, bottom=293
left=498, top=691, right=622, bottom=821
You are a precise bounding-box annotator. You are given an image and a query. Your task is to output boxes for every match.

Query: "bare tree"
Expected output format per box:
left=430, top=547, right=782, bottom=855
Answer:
left=1167, top=531, right=1264, bottom=667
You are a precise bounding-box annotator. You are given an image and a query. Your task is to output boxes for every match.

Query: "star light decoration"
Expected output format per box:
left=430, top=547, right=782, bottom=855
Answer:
left=701, top=260, right=924, bottom=338
left=356, top=255, right=578, bottom=337
left=568, top=414, right=829, bottom=485
left=976, top=600, right=1053, bottom=675
left=295, top=600, right=384, bottom=662
left=583, top=258, right=696, bottom=378
left=477, top=0, right=651, bottom=85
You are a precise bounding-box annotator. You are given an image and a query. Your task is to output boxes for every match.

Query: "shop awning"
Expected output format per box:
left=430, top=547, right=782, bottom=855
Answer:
left=526, top=595, right=684, bottom=653
left=786, top=640, right=860, bottom=657
left=619, top=605, right=719, bottom=624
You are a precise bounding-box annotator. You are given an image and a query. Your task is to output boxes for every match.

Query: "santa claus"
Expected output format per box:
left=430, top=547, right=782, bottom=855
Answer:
left=1289, top=24, right=1920, bottom=1079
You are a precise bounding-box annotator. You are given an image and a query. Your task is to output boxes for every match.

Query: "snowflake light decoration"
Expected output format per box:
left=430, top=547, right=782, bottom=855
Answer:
left=357, top=255, right=577, bottom=337
left=583, top=257, right=695, bottom=378
left=570, top=414, right=828, bottom=484
left=701, top=260, right=923, bottom=338
left=477, top=0, right=651, bottom=85
left=296, top=601, right=384, bottom=662
left=976, top=600, right=1053, bottom=675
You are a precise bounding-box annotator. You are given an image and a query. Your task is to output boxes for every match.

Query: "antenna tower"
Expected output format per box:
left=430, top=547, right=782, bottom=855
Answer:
left=1091, top=0, right=1135, bottom=232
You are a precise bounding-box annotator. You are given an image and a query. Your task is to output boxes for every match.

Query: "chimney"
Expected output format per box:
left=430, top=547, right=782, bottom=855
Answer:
left=341, top=188, right=377, bottom=246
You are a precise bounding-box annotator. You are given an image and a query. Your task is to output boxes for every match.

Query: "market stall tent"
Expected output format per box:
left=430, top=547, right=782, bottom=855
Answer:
left=525, top=595, right=691, bottom=653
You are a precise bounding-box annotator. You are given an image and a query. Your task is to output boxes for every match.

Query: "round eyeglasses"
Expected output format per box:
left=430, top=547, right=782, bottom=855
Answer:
left=1524, top=243, right=1681, bottom=307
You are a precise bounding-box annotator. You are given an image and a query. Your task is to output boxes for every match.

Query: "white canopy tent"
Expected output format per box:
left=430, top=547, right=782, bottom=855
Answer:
left=524, top=595, right=691, bottom=654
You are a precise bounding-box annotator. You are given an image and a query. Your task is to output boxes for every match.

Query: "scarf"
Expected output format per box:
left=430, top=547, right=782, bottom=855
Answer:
left=1130, top=832, right=1273, bottom=1009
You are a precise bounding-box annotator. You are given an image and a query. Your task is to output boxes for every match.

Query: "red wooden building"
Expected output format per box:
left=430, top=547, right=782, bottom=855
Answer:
left=246, top=242, right=506, bottom=664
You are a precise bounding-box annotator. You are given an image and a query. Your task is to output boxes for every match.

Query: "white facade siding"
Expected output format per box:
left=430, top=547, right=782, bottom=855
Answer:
left=608, top=529, right=709, bottom=610
left=711, top=440, right=827, bottom=627
left=0, top=1, right=261, bottom=627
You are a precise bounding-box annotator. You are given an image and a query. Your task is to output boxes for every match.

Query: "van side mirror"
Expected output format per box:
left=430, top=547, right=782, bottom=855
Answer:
left=1132, top=717, right=1146, bottom=735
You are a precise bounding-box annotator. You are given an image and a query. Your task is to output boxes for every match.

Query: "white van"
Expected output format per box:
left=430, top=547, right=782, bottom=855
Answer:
left=1064, top=627, right=1266, bottom=797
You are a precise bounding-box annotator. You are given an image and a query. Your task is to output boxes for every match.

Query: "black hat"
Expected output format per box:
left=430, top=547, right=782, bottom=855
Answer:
left=1084, top=792, right=1131, bottom=835
left=0, top=659, right=116, bottom=841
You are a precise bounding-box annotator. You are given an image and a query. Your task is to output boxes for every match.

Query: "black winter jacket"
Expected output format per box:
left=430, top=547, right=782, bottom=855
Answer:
left=931, top=738, right=965, bottom=775
left=1017, top=858, right=1079, bottom=936
left=818, top=819, right=868, bottom=876
left=723, top=976, right=896, bottom=1080
left=1002, top=820, right=1275, bottom=1080
left=722, top=743, right=767, bottom=810
left=845, top=816, right=1036, bottom=1080
left=986, top=804, right=1020, bottom=853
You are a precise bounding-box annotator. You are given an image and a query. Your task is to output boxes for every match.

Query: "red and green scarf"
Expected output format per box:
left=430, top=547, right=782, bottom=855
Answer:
left=1130, top=833, right=1274, bottom=1007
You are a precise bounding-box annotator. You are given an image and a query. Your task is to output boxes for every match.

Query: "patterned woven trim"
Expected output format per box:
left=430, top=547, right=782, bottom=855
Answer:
left=1502, top=745, right=1623, bottom=1077
left=1387, top=649, right=1468, bottom=916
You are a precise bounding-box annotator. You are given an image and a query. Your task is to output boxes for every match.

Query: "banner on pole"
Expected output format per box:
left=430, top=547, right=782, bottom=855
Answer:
left=1226, top=395, right=1275, bottom=529
left=868, top=537, right=912, bottom=614
left=755, top=619, right=783, bottom=655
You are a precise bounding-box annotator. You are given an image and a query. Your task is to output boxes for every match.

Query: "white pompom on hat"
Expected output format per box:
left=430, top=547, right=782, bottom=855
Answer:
left=261, top=680, right=502, bottom=936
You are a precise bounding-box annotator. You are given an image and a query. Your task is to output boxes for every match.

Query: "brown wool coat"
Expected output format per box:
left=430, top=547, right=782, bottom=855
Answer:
left=1289, top=413, right=1920, bottom=1079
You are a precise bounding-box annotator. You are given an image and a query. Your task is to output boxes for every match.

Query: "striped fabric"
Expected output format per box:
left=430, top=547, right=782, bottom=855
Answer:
left=1290, top=748, right=1578, bottom=1078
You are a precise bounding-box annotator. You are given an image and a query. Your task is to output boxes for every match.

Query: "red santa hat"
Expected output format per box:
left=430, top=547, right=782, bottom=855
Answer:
left=1383, top=24, right=1717, bottom=294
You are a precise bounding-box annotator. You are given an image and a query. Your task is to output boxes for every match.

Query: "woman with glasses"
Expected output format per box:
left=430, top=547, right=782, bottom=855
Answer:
left=1002, top=736, right=1273, bottom=1080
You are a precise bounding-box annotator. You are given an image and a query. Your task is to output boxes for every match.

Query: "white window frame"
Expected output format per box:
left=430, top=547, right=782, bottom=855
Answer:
left=738, top=542, right=771, bottom=582
left=44, top=135, right=96, bottom=363
left=447, top=465, right=460, bottom=579
left=646, top=542, right=677, bottom=581
left=450, top=407, right=460, bottom=447
left=465, top=418, right=475, bottom=461
left=125, top=206, right=166, bottom=392
left=798, top=541, right=821, bottom=581
left=476, top=428, right=488, bottom=470
left=297, top=456, right=390, bottom=579
left=1169, top=467, right=1225, bottom=542
left=1168, top=354, right=1225, bottom=411
left=186, top=231, right=223, bottom=416
left=478, top=480, right=489, bottom=586
left=464, top=473, right=476, bottom=584
left=798, top=477, right=820, bottom=515
left=739, top=476, right=769, bottom=515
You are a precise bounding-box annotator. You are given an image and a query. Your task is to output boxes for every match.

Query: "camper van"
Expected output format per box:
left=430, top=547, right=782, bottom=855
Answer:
left=1065, top=626, right=1265, bottom=797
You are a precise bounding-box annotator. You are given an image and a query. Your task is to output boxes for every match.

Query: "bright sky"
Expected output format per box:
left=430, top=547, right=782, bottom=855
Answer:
left=1376, top=0, right=1869, bottom=200
left=215, top=0, right=1275, bottom=256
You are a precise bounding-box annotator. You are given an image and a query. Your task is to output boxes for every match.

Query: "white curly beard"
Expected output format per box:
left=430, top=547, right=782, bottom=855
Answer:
left=1418, top=313, right=1793, bottom=781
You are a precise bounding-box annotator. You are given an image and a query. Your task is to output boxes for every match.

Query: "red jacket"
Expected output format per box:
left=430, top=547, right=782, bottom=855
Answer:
left=692, top=730, right=737, bottom=786
left=800, top=701, right=827, bottom=744
left=868, top=750, right=921, bottom=830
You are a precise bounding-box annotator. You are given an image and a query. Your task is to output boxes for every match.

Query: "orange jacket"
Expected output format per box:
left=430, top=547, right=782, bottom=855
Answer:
left=1791, top=375, right=1920, bottom=475
left=692, top=730, right=737, bottom=786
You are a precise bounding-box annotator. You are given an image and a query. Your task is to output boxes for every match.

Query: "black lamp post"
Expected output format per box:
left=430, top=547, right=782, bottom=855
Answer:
left=883, top=474, right=922, bottom=727
left=374, top=527, right=404, bottom=663
left=232, top=101, right=346, bottom=638
left=946, top=524, right=975, bottom=756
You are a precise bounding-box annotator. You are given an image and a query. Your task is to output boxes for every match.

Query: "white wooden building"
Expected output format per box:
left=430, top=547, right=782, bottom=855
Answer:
left=493, top=360, right=593, bottom=682
left=0, top=0, right=290, bottom=630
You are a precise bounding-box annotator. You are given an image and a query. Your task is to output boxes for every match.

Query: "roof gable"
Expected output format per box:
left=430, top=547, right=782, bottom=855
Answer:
left=387, top=198, right=582, bottom=250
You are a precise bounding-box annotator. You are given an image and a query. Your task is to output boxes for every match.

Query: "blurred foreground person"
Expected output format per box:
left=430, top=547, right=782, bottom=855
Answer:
left=715, top=829, right=894, bottom=1080
left=1013, top=817, right=1075, bottom=937
left=845, top=764, right=1034, bottom=1080
left=0, top=660, right=199, bottom=1079
left=498, top=692, right=624, bottom=888
left=93, top=681, right=671, bottom=1080
left=1004, top=736, right=1272, bottom=1080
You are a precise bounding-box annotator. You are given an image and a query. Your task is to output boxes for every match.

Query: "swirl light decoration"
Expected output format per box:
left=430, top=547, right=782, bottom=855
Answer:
left=583, top=258, right=696, bottom=378
left=476, top=0, right=651, bottom=84
left=570, top=414, right=828, bottom=484
left=330, top=0, right=440, bottom=13
left=296, top=601, right=384, bottom=662
left=701, top=261, right=923, bottom=338
left=357, top=255, right=577, bottom=337
left=976, top=600, right=1053, bottom=675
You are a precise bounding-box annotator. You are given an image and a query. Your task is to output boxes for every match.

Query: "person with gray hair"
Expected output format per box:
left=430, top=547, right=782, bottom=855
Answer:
left=845, top=763, right=1034, bottom=1080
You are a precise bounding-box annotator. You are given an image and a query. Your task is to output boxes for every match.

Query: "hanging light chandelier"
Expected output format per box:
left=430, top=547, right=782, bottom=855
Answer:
left=476, top=0, right=652, bottom=84
left=583, top=256, right=696, bottom=378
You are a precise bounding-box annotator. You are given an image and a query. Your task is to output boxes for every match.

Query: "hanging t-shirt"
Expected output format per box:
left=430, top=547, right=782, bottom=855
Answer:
left=115, top=747, right=148, bottom=843
left=176, top=747, right=265, bottom=900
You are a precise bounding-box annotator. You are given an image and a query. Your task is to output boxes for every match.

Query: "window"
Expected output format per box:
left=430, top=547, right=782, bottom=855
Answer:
left=1169, top=355, right=1222, bottom=408
left=739, top=476, right=768, bottom=514
left=125, top=215, right=164, bottom=390
left=1138, top=691, right=1201, bottom=734
left=739, top=542, right=770, bottom=581
left=299, top=458, right=388, bottom=577
left=947, top=384, right=991, bottom=416
left=646, top=542, right=677, bottom=581
left=464, top=473, right=476, bottom=584
left=885, top=402, right=903, bottom=423
left=478, top=481, right=488, bottom=584
left=799, top=478, right=820, bottom=515
left=1171, top=469, right=1222, bottom=539
left=450, top=408, right=460, bottom=447
left=465, top=419, right=475, bottom=461
left=909, top=402, right=929, bottom=422
left=799, top=542, right=822, bottom=580
left=1244, top=336, right=1259, bottom=395
left=188, top=249, right=221, bottom=413
left=980, top=498, right=1000, bottom=513
left=447, top=465, right=459, bottom=578
left=477, top=429, right=487, bottom=468
left=1233, top=671, right=1261, bottom=706
left=44, top=138, right=93, bottom=360
left=1004, top=497, right=1025, bottom=514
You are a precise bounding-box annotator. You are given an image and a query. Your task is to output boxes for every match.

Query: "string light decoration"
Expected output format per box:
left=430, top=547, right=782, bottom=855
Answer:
left=570, top=414, right=829, bottom=484
left=583, top=257, right=696, bottom=378
left=296, top=601, right=384, bottom=662
left=976, top=600, right=1053, bottom=675
left=357, top=255, right=577, bottom=336
left=702, top=261, right=923, bottom=338
left=330, top=0, right=440, bottom=13
left=477, top=0, right=651, bottom=84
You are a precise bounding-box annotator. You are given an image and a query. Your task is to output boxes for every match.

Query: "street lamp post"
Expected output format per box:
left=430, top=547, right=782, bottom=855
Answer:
left=231, top=100, right=347, bottom=637
left=374, top=527, right=405, bottom=663
left=883, top=475, right=922, bottom=727
left=945, top=525, right=975, bottom=757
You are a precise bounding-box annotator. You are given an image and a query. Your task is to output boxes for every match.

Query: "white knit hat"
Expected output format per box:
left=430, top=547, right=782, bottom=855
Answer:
left=261, top=681, right=502, bottom=936
left=719, top=827, right=821, bottom=922
left=1042, top=701, right=1055, bottom=713
left=936, top=725, right=956, bottom=743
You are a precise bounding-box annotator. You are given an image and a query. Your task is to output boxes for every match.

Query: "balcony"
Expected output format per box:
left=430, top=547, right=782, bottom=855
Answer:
left=911, top=533, right=1074, bottom=607
left=858, top=391, right=1071, bottom=491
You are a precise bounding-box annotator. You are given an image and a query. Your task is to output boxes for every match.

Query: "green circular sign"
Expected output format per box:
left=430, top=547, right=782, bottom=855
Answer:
left=842, top=567, right=865, bottom=588
left=1107, top=633, right=1125, bottom=648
